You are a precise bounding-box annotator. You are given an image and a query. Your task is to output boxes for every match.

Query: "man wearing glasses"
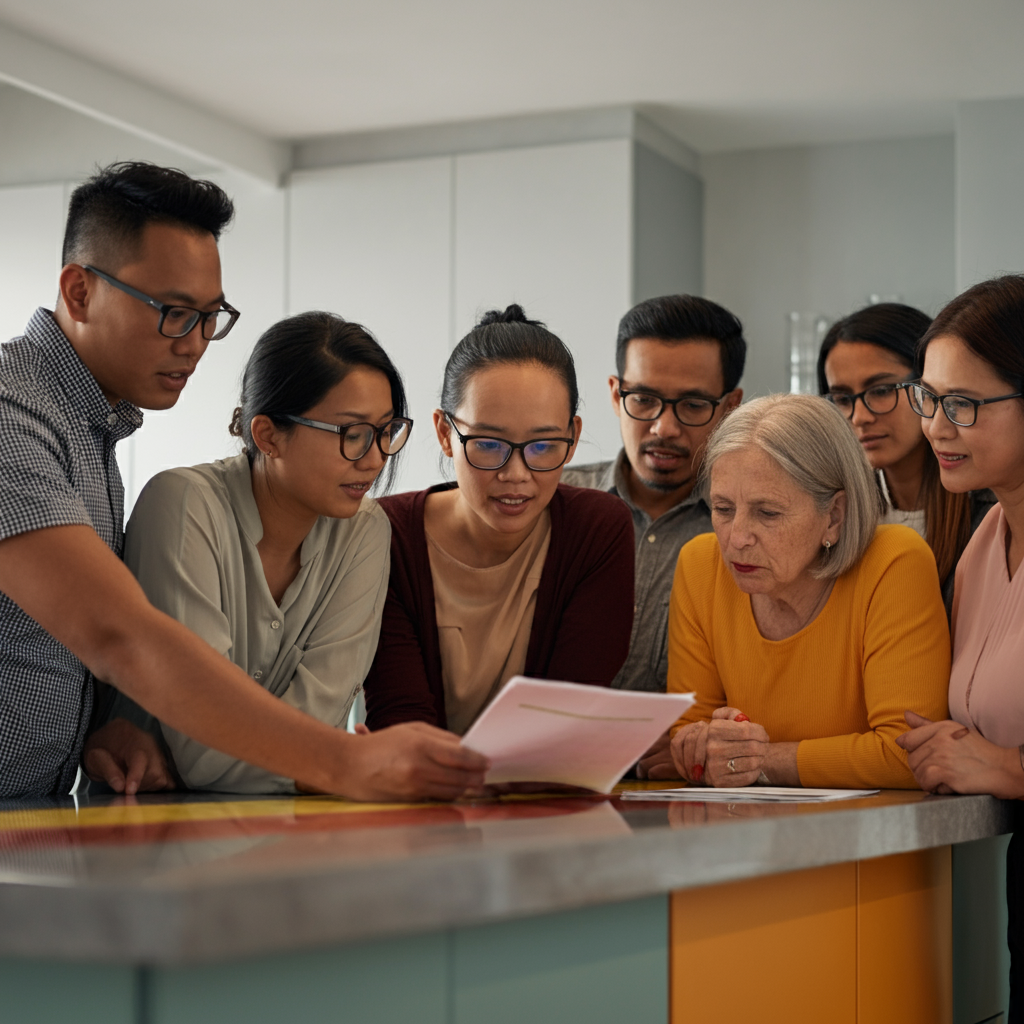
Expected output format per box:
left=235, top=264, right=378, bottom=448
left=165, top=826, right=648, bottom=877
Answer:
left=0, top=162, right=486, bottom=801
left=563, top=294, right=746, bottom=705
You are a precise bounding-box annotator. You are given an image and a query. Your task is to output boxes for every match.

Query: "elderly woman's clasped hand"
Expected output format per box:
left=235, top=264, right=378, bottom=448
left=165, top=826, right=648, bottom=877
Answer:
left=670, top=707, right=770, bottom=786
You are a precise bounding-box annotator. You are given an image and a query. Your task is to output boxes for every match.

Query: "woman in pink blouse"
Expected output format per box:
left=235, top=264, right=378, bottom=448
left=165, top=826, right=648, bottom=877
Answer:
left=897, top=274, right=1024, bottom=1018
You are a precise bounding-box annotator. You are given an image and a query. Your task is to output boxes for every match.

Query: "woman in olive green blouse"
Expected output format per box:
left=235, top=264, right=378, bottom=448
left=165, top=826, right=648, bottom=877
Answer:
left=115, top=311, right=417, bottom=793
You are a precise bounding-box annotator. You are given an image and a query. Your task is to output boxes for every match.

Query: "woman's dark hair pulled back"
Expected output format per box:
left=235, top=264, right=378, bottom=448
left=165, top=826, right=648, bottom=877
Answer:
left=817, top=302, right=932, bottom=395
left=230, top=311, right=408, bottom=492
left=441, top=304, right=579, bottom=421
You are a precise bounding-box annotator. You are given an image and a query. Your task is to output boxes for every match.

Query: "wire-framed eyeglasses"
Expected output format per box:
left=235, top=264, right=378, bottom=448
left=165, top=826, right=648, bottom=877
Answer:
left=616, top=382, right=727, bottom=427
left=444, top=413, right=574, bottom=471
left=905, top=383, right=1024, bottom=427
left=84, top=264, right=240, bottom=341
left=824, top=381, right=905, bottom=418
left=284, top=415, right=413, bottom=461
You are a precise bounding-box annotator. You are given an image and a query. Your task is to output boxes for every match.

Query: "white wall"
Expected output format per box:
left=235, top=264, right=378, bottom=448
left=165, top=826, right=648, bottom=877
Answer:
left=0, top=173, right=286, bottom=512
left=0, top=84, right=213, bottom=188
left=290, top=139, right=633, bottom=489
left=633, top=142, right=703, bottom=303
left=957, top=97, right=1024, bottom=289
left=121, top=170, right=287, bottom=508
left=3, top=98, right=962, bottom=500
left=453, top=139, right=632, bottom=466
left=702, top=135, right=956, bottom=397
left=0, top=183, right=64, bottom=344
left=0, top=135, right=636, bottom=507
left=289, top=157, right=454, bottom=493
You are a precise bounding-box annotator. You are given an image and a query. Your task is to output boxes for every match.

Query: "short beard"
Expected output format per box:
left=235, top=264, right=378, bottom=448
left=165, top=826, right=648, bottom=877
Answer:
left=633, top=470, right=692, bottom=494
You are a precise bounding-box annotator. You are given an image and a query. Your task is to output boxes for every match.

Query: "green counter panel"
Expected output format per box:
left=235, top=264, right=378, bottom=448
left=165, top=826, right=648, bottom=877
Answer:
left=0, top=896, right=668, bottom=1024
left=0, top=961, right=136, bottom=1024
left=452, top=896, right=668, bottom=1024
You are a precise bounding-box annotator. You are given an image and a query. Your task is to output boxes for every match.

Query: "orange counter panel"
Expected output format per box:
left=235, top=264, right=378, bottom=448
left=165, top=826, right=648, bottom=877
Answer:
left=671, top=848, right=952, bottom=1024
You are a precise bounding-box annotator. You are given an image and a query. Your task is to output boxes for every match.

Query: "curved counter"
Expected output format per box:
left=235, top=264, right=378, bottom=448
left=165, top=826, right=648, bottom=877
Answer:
left=0, top=785, right=1015, bottom=1023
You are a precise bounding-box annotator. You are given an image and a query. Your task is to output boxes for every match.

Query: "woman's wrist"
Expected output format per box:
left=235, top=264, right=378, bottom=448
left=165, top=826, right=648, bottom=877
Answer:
left=762, top=741, right=801, bottom=787
left=1009, top=744, right=1024, bottom=801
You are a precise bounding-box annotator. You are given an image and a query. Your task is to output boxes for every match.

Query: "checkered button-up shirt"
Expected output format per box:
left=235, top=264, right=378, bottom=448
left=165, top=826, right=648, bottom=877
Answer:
left=0, top=308, right=142, bottom=798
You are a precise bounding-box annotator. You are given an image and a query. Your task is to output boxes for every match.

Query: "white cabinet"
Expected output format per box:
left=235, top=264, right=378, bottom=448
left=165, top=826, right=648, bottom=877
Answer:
left=289, top=157, right=454, bottom=492
left=288, top=140, right=639, bottom=488
left=453, top=139, right=632, bottom=466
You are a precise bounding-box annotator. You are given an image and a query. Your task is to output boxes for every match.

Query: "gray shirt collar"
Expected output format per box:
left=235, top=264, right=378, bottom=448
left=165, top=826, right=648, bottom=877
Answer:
left=605, top=448, right=706, bottom=521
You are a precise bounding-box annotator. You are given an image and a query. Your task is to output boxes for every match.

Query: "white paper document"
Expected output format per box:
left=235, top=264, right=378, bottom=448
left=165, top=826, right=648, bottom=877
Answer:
left=619, top=786, right=880, bottom=803
left=460, top=676, right=695, bottom=793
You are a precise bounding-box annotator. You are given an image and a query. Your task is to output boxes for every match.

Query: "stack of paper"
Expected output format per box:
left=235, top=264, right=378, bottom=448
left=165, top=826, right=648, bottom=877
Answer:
left=460, top=676, right=695, bottom=793
left=620, top=786, right=879, bottom=803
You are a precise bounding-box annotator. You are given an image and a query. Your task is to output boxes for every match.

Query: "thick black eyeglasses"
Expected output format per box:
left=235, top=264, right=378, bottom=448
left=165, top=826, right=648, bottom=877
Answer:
left=617, top=382, right=727, bottom=427
left=444, top=414, right=574, bottom=472
left=285, top=415, right=413, bottom=461
left=825, top=382, right=904, bottom=418
left=905, top=383, right=1024, bottom=427
left=85, top=264, right=240, bottom=341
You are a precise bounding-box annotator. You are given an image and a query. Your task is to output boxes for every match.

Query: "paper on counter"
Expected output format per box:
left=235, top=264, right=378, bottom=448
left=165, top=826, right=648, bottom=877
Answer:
left=460, top=676, right=695, bottom=793
left=620, top=786, right=879, bottom=803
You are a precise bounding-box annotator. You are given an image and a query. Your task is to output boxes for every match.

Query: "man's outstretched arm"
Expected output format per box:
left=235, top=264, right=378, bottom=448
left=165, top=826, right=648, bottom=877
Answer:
left=0, top=525, right=487, bottom=800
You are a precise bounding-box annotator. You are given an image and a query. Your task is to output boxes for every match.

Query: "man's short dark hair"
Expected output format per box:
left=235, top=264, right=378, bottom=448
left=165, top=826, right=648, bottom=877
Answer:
left=615, top=294, right=747, bottom=393
left=62, top=161, right=235, bottom=270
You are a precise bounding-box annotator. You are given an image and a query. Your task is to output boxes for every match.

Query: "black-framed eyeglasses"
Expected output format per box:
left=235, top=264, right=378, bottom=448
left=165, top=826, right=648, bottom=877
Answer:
left=905, top=383, right=1024, bottom=427
left=824, top=381, right=905, bottom=419
left=284, top=415, right=413, bottom=461
left=84, top=264, right=240, bottom=341
left=616, top=382, right=728, bottom=427
left=444, top=413, right=575, bottom=472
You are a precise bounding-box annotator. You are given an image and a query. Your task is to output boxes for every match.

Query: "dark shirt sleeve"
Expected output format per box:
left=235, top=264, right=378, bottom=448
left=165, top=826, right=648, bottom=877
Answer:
left=363, top=502, right=440, bottom=731
left=543, top=494, right=635, bottom=685
left=0, top=395, right=92, bottom=541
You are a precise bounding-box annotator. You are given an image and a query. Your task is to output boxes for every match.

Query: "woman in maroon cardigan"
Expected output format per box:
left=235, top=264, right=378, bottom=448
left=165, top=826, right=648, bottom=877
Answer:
left=364, top=305, right=635, bottom=734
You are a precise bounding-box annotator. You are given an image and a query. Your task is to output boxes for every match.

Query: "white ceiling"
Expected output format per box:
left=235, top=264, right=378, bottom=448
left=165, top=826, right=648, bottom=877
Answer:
left=1, top=0, right=1023, bottom=152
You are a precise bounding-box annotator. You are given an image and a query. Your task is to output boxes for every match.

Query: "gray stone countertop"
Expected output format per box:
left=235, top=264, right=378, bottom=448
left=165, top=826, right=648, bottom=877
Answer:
left=0, top=787, right=1014, bottom=966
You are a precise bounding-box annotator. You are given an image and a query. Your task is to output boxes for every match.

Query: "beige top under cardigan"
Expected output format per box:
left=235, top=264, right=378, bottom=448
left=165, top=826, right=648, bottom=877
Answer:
left=426, top=510, right=552, bottom=735
left=123, top=453, right=391, bottom=793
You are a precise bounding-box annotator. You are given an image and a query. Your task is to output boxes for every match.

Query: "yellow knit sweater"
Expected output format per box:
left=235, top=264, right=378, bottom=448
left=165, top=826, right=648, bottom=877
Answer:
left=668, top=526, right=951, bottom=789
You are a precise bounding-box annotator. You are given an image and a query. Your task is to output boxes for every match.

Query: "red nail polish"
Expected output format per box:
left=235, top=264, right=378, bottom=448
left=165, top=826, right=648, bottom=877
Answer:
left=735, top=714, right=750, bottom=723
left=691, top=764, right=704, bottom=782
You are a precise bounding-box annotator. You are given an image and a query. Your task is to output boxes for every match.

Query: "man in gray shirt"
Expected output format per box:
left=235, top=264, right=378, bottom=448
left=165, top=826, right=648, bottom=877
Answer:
left=563, top=294, right=747, bottom=696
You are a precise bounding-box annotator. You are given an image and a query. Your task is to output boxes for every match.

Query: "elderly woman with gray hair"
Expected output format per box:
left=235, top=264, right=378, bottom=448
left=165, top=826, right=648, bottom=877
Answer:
left=657, top=393, right=951, bottom=790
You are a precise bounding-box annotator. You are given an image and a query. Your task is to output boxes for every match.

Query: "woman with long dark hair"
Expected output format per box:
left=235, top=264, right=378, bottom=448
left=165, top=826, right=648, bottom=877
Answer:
left=896, top=276, right=1024, bottom=1018
left=364, top=305, right=634, bottom=735
left=819, top=303, right=994, bottom=602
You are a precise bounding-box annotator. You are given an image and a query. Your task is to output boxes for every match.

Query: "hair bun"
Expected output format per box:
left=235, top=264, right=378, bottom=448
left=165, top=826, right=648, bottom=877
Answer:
left=478, top=304, right=544, bottom=328
left=228, top=405, right=244, bottom=437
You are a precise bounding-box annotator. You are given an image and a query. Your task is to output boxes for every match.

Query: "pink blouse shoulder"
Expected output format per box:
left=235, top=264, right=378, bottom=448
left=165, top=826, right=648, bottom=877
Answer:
left=949, top=504, right=1024, bottom=746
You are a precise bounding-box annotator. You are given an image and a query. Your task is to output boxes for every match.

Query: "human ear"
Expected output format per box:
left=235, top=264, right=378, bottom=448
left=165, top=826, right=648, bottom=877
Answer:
left=608, top=376, right=622, bottom=413
left=826, top=490, right=848, bottom=538
left=723, top=388, right=744, bottom=414
left=566, top=415, right=583, bottom=463
left=58, top=264, right=92, bottom=323
left=433, top=409, right=453, bottom=457
left=561, top=415, right=584, bottom=467
left=250, top=415, right=281, bottom=459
